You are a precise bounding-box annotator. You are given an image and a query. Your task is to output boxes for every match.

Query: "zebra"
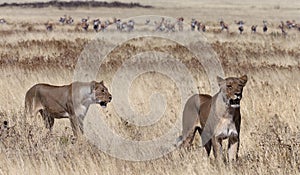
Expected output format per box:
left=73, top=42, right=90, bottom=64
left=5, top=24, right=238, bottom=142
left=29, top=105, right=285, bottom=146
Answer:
left=81, top=17, right=89, bottom=23
left=45, top=21, right=53, bottom=31
left=251, top=25, right=257, bottom=33
left=0, top=18, right=6, bottom=24
left=164, top=18, right=176, bottom=32
left=154, top=17, right=165, bottom=31
left=145, top=19, right=150, bottom=25
left=59, top=15, right=66, bottom=24
left=127, top=19, right=135, bottom=32
left=66, top=16, right=74, bottom=25
left=99, top=20, right=111, bottom=31
left=191, top=18, right=197, bottom=31
left=199, top=22, right=206, bottom=32
left=116, top=19, right=122, bottom=31
left=191, top=18, right=205, bottom=32
left=177, top=17, right=184, bottom=31
left=279, top=21, right=287, bottom=35
left=286, top=20, right=296, bottom=29
left=220, top=19, right=229, bottom=31
left=59, top=15, right=73, bottom=25
left=263, top=20, right=268, bottom=33
left=235, top=20, right=245, bottom=34
left=93, top=19, right=100, bottom=32
left=81, top=17, right=90, bottom=31
left=116, top=19, right=132, bottom=32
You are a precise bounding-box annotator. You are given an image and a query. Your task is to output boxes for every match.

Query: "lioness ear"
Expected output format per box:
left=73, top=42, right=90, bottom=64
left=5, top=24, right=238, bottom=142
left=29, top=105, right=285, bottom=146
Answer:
left=99, top=80, right=104, bottom=85
left=240, top=75, right=248, bottom=85
left=217, top=76, right=225, bottom=87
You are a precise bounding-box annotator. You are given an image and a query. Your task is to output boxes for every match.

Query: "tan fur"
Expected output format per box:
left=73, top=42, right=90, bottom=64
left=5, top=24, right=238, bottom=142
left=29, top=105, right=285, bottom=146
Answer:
left=24, top=81, right=112, bottom=137
left=177, top=75, right=248, bottom=162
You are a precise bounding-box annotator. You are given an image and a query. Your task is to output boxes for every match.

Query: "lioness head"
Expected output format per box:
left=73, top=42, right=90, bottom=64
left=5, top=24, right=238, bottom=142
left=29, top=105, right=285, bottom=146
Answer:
left=217, top=75, right=248, bottom=108
left=91, top=81, right=112, bottom=108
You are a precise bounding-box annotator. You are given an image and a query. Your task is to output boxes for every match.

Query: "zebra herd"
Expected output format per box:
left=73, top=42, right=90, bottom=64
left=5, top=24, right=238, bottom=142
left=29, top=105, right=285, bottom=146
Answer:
left=54, top=15, right=300, bottom=34
left=1, top=15, right=300, bottom=35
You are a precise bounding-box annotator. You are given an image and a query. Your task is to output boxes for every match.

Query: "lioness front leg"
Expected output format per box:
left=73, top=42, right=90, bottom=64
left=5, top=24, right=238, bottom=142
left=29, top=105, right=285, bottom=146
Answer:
left=228, top=134, right=239, bottom=162
left=212, top=137, right=223, bottom=161
left=69, top=115, right=82, bottom=138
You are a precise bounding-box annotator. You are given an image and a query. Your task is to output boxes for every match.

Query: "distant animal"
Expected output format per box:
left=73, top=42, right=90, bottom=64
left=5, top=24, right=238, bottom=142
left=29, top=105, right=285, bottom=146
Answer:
left=116, top=19, right=122, bottom=31
left=263, top=20, right=268, bottom=33
left=145, top=19, right=150, bottom=25
left=200, top=23, right=206, bottom=32
left=238, top=25, right=244, bottom=34
left=191, top=18, right=198, bottom=31
left=251, top=25, right=257, bottom=33
left=177, top=17, right=184, bottom=31
left=164, top=18, right=176, bottom=32
left=220, top=20, right=229, bottom=31
left=66, top=16, right=74, bottom=25
left=116, top=19, right=130, bottom=32
left=177, top=75, right=248, bottom=162
left=154, top=17, right=165, bottom=31
left=127, top=19, right=135, bottom=32
left=45, top=21, right=53, bottom=31
left=0, top=18, right=6, bottom=24
left=59, top=15, right=67, bottom=24
left=286, top=20, right=296, bottom=29
left=191, top=18, right=205, bottom=32
left=24, top=81, right=112, bottom=137
left=279, top=21, right=287, bottom=35
left=93, top=19, right=100, bottom=32
left=80, top=17, right=90, bottom=31
left=100, top=19, right=112, bottom=31
left=235, top=20, right=244, bottom=34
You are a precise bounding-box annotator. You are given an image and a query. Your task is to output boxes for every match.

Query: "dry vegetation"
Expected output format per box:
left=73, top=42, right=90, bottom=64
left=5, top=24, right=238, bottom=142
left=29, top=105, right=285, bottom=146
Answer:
left=0, top=1, right=300, bottom=174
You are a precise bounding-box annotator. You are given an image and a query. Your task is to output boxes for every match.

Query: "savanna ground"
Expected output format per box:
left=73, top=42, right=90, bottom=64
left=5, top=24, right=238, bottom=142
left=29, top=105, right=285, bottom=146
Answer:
left=0, top=0, right=300, bottom=174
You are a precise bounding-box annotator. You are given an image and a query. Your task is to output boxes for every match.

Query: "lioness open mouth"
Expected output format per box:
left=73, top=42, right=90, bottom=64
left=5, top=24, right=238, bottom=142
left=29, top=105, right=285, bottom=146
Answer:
left=99, top=101, right=107, bottom=108
left=229, top=99, right=240, bottom=108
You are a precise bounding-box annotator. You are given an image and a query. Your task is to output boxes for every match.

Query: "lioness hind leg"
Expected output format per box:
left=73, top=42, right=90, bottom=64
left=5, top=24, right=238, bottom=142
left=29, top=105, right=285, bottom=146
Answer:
left=204, top=139, right=212, bottom=156
left=179, top=126, right=201, bottom=148
left=40, top=110, right=55, bottom=131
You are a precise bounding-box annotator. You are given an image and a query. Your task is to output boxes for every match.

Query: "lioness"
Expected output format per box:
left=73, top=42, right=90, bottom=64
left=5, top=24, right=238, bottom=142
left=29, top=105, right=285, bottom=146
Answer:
left=25, top=81, right=112, bottom=137
left=177, top=75, right=247, bottom=162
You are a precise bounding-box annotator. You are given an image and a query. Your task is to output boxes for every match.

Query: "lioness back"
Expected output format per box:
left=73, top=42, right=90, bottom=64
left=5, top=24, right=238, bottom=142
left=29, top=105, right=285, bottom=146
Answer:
left=25, top=83, right=71, bottom=117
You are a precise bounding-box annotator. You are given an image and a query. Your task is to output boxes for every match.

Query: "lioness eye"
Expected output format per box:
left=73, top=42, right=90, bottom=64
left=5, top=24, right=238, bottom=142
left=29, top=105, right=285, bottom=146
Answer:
left=102, top=89, right=105, bottom=92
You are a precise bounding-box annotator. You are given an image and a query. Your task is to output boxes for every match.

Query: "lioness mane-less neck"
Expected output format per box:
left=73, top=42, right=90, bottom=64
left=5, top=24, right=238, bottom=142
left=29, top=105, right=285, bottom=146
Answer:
left=211, top=92, right=233, bottom=119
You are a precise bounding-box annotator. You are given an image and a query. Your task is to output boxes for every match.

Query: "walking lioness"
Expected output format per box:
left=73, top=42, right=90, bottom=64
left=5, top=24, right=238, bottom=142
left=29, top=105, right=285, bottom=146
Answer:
left=177, top=75, right=248, bottom=162
left=25, top=81, right=112, bottom=137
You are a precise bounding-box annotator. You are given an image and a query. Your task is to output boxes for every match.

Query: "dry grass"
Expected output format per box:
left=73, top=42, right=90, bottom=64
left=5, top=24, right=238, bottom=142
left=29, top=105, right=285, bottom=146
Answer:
left=0, top=2, right=300, bottom=175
